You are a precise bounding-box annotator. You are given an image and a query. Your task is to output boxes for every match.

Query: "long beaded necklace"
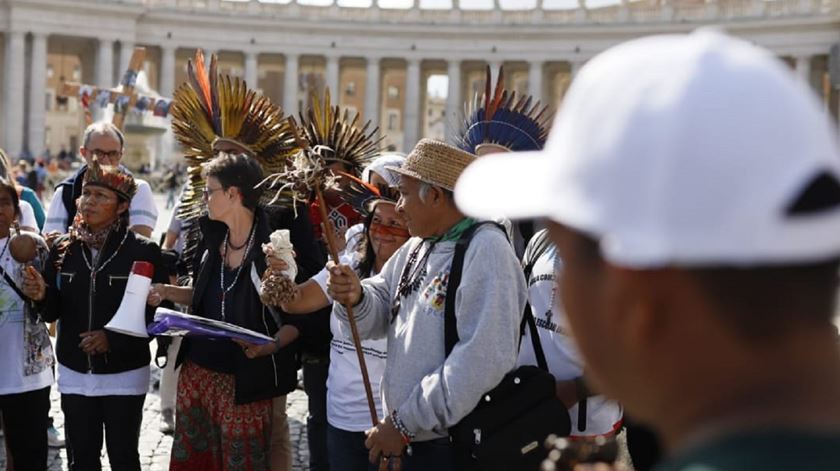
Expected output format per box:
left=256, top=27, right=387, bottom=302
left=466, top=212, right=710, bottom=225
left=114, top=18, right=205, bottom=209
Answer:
left=219, top=220, right=257, bottom=321
left=81, top=228, right=129, bottom=295
left=390, top=240, right=435, bottom=323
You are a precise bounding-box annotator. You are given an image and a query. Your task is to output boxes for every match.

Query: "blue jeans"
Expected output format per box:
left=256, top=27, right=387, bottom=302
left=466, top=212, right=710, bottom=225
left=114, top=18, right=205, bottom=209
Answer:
left=327, top=423, right=378, bottom=471
left=304, top=357, right=331, bottom=471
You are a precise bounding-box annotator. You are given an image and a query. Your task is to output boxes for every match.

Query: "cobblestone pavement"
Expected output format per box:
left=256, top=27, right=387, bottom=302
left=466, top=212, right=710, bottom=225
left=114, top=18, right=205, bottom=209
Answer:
left=0, top=351, right=312, bottom=471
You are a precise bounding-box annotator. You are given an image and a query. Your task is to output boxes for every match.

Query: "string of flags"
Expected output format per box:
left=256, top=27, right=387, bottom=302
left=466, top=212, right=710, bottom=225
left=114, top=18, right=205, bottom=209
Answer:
left=77, top=84, right=172, bottom=118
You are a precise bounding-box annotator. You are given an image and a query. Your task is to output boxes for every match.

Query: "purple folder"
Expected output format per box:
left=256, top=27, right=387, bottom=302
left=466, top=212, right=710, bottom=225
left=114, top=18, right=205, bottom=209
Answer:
left=148, top=308, right=274, bottom=345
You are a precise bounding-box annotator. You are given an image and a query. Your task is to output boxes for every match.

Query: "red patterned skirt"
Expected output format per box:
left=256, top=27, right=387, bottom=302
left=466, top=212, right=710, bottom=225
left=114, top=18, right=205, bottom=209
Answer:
left=170, top=361, right=273, bottom=471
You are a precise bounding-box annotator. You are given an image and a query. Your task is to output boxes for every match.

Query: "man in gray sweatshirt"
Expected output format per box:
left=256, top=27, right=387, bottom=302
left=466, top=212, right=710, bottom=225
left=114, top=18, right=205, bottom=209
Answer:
left=327, top=138, right=527, bottom=470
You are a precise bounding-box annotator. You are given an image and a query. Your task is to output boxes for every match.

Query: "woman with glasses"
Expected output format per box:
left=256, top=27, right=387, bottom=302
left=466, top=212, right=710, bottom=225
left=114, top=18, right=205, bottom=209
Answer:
left=0, top=177, right=54, bottom=470
left=22, top=160, right=167, bottom=471
left=271, top=172, right=410, bottom=471
left=147, top=153, right=306, bottom=471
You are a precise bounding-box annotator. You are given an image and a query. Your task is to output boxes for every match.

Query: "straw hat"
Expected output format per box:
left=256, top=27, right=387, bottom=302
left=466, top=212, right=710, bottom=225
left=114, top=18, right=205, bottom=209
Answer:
left=387, top=139, right=476, bottom=191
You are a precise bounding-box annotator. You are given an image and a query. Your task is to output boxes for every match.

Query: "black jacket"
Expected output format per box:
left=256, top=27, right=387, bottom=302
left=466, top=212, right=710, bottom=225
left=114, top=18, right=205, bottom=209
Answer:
left=40, top=227, right=167, bottom=374
left=177, top=207, right=320, bottom=404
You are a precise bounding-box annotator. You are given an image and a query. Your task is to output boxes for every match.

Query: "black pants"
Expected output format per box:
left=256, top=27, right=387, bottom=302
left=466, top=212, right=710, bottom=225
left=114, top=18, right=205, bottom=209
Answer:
left=304, top=356, right=330, bottom=471
left=61, top=393, right=145, bottom=471
left=0, top=386, right=50, bottom=471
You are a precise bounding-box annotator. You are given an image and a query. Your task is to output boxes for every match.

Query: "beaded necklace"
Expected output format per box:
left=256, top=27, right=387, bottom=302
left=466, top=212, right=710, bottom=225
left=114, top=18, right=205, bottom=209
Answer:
left=81, top=228, right=130, bottom=295
left=219, top=220, right=257, bottom=321
left=390, top=240, right=435, bottom=323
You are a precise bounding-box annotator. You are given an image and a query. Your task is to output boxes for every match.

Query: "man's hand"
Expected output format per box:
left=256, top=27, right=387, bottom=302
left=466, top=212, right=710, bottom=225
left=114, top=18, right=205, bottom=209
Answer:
left=79, top=330, right=110, bottom=355
left=326, top=262, right=362, bottom=306
left=22, top=265, right=46, bottom=301
left=365, top=416, right=405, bottom=466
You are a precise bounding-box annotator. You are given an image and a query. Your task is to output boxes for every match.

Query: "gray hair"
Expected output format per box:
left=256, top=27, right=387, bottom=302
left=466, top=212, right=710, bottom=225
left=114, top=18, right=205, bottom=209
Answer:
left=418, top=181, right=433, bottom=204
left=82, top=121, right=125, bottom=150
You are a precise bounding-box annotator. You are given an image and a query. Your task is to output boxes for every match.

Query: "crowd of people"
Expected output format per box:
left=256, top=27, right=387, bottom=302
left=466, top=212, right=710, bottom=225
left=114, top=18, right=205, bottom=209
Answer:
left=1, top=30, right=840, bottom=471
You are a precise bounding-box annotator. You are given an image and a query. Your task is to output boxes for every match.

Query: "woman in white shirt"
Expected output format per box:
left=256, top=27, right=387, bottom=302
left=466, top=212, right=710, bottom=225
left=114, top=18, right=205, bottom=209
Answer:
left=0, top=177, right=54, bottom=469
left=271, top=177, right=410, bottom=471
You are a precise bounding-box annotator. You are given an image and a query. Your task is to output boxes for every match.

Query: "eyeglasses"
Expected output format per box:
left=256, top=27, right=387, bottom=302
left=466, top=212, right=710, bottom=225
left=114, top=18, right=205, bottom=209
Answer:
left=86, top=149, right=122, bottom=161
left=202, top=186, right=224, bottom=200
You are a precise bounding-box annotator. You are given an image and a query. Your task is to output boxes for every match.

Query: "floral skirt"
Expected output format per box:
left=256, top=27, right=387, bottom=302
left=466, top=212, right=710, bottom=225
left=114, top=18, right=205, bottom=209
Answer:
left=170, top=361, right=273, bottom=471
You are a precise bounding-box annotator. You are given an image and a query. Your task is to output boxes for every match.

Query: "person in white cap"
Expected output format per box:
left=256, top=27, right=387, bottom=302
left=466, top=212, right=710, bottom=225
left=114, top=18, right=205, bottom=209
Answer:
left=455, top=30, right=840, bottom=471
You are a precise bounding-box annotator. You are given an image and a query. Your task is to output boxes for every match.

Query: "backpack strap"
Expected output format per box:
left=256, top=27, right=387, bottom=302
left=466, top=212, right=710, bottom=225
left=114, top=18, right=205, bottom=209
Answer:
left=443, top=221, right=505, bottom=357
left=520, top=229, right=552, bottom=371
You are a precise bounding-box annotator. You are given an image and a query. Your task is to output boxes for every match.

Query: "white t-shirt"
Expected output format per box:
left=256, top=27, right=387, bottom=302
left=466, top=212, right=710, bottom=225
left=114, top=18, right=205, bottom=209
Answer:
left=0, top=237, right=54, bottom=395
left=517, top=244, right=623, bottom=437
left=18, top=201, right=37, bottom=231
left=313, top=255, right=387, bottom=432
left=44, top=179, right=158, bottom=233
left=57, top=364, right=149, bottom=397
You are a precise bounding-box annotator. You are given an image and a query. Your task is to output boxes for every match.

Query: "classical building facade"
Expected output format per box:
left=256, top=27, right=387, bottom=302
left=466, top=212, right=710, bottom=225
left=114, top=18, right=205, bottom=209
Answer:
left=1, top=0, right=839, bottom=166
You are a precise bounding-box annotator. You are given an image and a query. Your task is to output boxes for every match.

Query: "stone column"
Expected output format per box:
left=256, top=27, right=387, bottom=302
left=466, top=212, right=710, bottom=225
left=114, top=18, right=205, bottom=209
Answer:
left=245, top=51, right=259, bottom=89
left=160, top=45, right=176, bottom=98
left=119, top=41, right=135, bottom=78
left=3, top=31, right=25, bottom=157
left=445, top=60, right=462, bottom=142
left=326, top=54, right=340, bottom=96
left=364, top=56, right=381, bottom=126
left=284, top=53, right=299, bottom=117
left=403, top=58, right=421, bottom=152
left=528, top=61, right=544, bottom=102
left=795, top=55, right=811, bottom=87
left=97, top=38, right=114, bottom=87
left=28, top=33, right=48, bottom=158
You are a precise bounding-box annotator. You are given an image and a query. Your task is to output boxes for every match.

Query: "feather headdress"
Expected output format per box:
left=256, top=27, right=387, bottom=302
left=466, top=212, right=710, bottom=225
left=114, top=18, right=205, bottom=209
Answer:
left=337, top=172, right=399, bottom=217
left=294, top=89, right=382, bottom=176
left=171, top=50, right=296, bottom=195
left=83, top=158, right=137, bottom=201
left=456, top=66, right=552, bottom=155
left=170, top=49, right=297, bottom=278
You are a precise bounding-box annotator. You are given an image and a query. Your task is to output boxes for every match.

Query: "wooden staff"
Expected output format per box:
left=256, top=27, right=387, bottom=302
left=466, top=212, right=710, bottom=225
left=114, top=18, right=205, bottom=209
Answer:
left=314, top=184, right=379, bottom=427
left=288, top=118, right=395, bottom=470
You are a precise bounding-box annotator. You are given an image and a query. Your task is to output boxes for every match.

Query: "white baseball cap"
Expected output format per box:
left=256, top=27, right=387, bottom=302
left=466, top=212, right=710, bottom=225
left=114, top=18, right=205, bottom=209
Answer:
left=455, top=30, right=840, bottom=268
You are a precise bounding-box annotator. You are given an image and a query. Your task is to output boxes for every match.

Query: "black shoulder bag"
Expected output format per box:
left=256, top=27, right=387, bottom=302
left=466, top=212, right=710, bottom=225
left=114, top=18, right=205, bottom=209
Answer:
left=446, top=223, right=571, bottom=471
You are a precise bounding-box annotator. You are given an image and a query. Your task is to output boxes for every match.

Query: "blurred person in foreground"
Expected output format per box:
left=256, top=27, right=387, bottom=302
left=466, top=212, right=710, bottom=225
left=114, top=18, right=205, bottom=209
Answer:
left=454, top=30, right=840, bottom=471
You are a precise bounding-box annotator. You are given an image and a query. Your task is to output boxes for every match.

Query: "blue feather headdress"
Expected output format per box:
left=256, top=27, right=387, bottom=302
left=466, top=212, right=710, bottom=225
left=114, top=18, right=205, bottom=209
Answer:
left=456, top=66, right=552, bottom=155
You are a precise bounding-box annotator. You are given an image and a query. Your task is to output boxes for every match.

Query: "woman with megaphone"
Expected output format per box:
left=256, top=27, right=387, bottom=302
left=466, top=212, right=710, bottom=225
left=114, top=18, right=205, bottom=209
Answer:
left=22, top=159, right=168, bottom=471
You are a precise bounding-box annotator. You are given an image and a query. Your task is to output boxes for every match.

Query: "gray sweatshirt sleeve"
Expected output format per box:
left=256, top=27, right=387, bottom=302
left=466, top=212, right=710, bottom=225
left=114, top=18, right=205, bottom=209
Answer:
left=396, top=227, right=527, bottom=434
left=333, top=240, right=412, bottom=341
